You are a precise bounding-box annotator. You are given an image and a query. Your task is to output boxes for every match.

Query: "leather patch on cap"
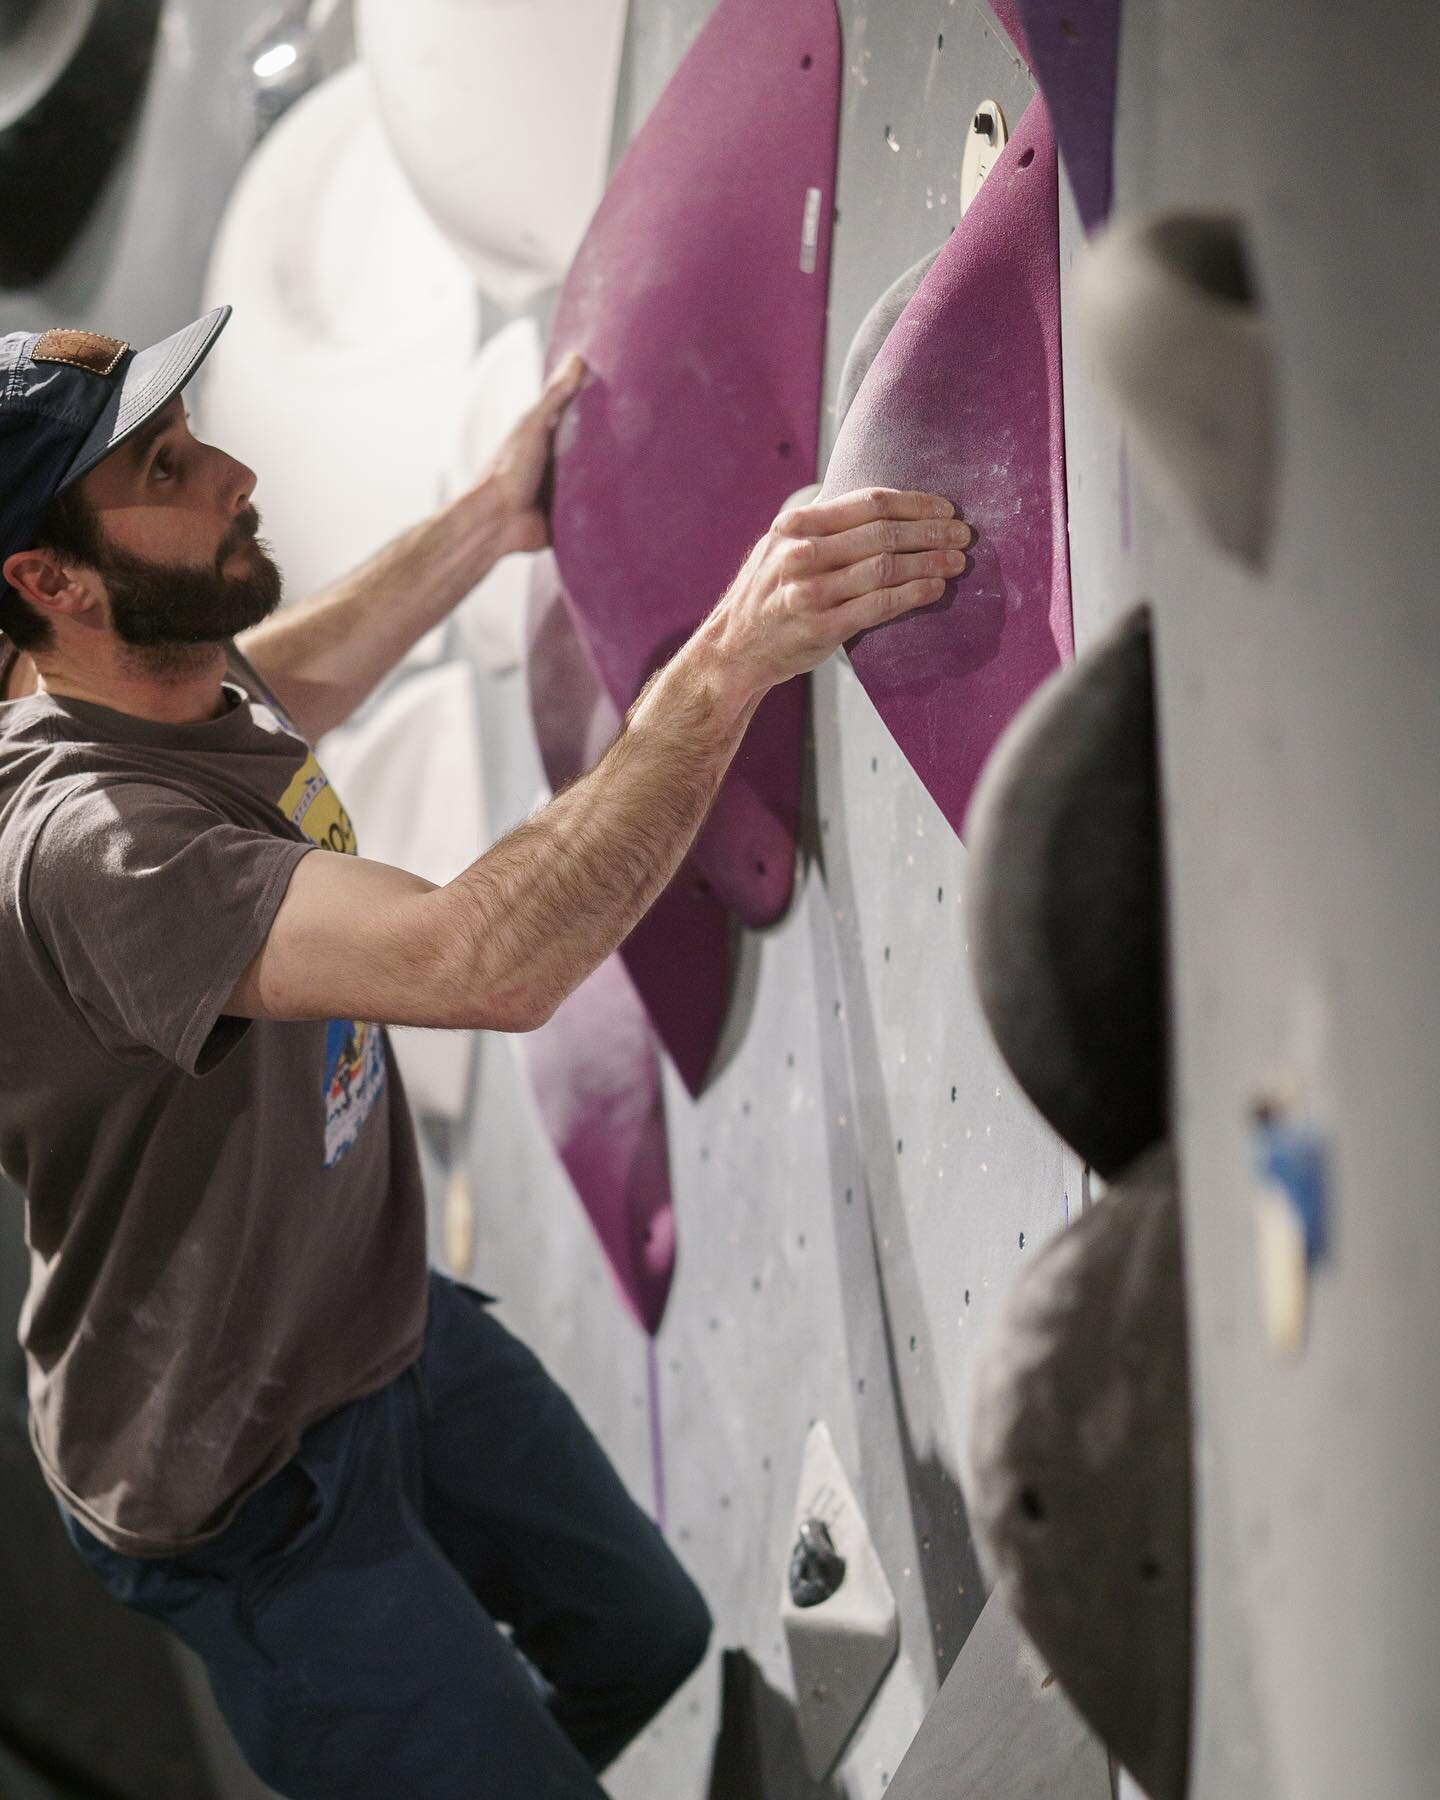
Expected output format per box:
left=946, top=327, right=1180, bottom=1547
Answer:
left=33, top=329, right=129, bottom=378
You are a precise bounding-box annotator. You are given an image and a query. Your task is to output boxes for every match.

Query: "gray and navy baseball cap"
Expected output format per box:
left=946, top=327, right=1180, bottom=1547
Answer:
left=0, top=305, right=231, bottom=572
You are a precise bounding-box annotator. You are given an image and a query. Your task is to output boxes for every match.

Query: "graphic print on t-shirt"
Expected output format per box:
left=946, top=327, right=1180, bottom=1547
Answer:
left=276, top=748, right=385, bottom=1169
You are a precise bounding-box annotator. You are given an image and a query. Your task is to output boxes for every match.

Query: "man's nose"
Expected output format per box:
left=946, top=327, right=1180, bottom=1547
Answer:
left=214, top=446, right=257, bottom=515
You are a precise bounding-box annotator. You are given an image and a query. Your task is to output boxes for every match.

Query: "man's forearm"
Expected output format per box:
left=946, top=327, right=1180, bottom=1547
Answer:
left=437, top=618, right=762, bottom=1029
left=236, top=478, right=512, bottom=741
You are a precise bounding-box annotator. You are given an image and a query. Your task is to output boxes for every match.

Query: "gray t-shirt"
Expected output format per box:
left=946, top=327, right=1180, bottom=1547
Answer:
left=0, top=638, right=428, bottom=1557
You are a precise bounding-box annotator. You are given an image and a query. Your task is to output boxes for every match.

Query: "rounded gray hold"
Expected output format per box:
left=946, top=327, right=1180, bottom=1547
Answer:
left=788, top=1517, right=847, bottom=1608
left=966, top=1143, right=1192, bottom=1800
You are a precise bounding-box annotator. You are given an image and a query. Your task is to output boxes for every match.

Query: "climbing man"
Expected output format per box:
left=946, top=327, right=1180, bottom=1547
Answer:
left=0, top=307, right=970, bottom=1798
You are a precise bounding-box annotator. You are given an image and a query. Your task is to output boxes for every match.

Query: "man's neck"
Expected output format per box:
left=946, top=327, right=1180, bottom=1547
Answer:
left=8, top=643, right=232, bottom=725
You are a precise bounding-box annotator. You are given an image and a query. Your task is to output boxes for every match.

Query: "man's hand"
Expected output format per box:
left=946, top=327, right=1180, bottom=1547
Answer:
left=484, top=352, right=588, bottom=556
left=683, top=486, right=972, bottom=709
left=229, top=483, right=969, bottom=1033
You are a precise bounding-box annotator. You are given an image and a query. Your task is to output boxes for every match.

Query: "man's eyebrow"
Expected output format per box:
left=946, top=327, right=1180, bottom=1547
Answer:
left=125, top=404, right=186, bottom=469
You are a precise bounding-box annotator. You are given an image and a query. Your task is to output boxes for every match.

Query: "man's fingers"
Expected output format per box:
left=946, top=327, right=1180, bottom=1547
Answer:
left=830, top=574, right=950, bottom=640
left=777, top=486, right=955, bottom=538
left=797, top=513, right=972, bottom=574
left=819, top=544, right=968, bottom=604
left=541, top=352, right=587, bottom=421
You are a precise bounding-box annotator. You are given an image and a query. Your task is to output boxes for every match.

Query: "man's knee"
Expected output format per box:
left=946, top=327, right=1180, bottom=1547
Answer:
left=653, top=1571, right=713, bottom=1694
left=618, top=1561, right=711, bottom=1722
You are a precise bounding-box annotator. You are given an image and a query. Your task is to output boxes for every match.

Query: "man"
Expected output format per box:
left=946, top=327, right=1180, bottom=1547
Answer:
left=0, top=307, right=970, bottom=1798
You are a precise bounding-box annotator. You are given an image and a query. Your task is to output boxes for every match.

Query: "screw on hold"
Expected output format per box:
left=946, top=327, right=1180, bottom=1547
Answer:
left=789, top=1517, right=847, bottom=1608
left=972, top=109, right=996, bottom=143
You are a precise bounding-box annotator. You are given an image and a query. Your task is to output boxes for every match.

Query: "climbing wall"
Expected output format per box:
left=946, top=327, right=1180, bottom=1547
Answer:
left=435, top=4, right=1104, bottom=1795
left=4, top=3, right=1428, bottom=1796
left=1093, top=4, right=1440, bottom=1798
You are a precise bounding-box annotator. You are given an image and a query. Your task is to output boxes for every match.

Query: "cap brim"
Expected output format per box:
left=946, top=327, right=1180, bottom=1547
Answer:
left=61, top=304, right=232, bottom=489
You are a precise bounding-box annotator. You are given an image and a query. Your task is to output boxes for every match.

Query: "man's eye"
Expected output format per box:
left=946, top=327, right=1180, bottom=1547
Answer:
left=151, top=447, right=175, bottom=481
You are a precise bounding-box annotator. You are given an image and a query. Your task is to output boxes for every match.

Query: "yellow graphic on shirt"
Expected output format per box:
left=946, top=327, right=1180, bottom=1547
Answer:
left=278, top=752, right=357, bottom=857
left=274, top=750, right=384, bottom=1169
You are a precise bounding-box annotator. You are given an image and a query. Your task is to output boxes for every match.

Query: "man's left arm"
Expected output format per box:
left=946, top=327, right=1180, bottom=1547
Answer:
left=237, top=355, right=585, bottom=742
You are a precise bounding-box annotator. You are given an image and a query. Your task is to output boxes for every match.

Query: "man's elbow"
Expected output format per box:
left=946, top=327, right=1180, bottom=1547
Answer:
left=455, top=980, right=559, bottom=1035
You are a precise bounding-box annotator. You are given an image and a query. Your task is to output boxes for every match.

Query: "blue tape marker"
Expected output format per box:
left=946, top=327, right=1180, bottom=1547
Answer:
left=1254, top=1119, right=1330, bottom=1265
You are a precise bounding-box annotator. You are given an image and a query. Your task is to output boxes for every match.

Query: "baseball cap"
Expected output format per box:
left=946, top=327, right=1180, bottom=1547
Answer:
left=0, top=304, right=231, bottom=573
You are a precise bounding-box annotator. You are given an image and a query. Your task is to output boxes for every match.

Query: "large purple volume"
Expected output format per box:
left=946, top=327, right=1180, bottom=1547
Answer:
left=1015, top=0, right=1122, bottom=230
left=547, top=0, right=842, bottom=929
left=520, top=562, right=693, bottom=1334
left=823, top=97, right=1073, bottom=841
left=520, top=949, right=676, bottom=1337
left=528, top=558, right=735, bottom=1097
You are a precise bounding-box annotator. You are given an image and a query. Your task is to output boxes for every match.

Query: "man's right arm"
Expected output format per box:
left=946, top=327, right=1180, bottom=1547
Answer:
left=224, top=486, right=972, bottom=1033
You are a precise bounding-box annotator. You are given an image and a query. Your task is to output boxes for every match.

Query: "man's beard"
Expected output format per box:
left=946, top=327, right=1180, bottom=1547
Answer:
left=100, top=508, right=284, bottom=663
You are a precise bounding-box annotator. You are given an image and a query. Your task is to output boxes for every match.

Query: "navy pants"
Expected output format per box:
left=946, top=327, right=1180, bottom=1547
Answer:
left=57, top=1271, right=711, bottom=1799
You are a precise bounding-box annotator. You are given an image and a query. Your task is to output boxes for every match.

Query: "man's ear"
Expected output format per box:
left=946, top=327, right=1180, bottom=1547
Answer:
left=1, top=548, right=99, bottom=622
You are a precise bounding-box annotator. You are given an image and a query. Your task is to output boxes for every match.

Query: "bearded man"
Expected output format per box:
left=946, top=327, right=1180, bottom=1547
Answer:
left=0, top=308, right=969, bottom=1799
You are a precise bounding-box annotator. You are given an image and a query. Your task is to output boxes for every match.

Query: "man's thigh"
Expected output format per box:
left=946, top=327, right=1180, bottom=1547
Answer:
left=58, top=1382, right=607, bottom=1800
left=416, top=1274, right=712, bottom=1765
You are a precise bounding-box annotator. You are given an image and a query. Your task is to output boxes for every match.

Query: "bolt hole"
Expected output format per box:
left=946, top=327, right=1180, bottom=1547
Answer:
left=800, top=52, right=813, bottom=69
left=1019, top=1486, right=1046, bottom=1522
left=937, top=31, right=944, bottom=48
left=1059, top=16, right=1077, bottom=40
left=1139, top=1556, right=1163, bottom=1583
left=777, top=441, right=793, bottom=459
left=1018, top=147, right=1035, bottom=168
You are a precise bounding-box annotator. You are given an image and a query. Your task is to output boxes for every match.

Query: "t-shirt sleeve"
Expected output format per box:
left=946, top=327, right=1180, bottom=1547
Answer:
left=26, top=781, right=315, bottom=1075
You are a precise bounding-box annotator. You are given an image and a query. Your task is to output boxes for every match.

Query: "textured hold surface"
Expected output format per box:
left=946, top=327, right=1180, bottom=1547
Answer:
left=527, top=556, right=735, bottom=1096
left=833, top=247, right=940, bottom=433
left=823, top=97, right=1072, bottom=843
left=522, top=952, right=675, bottom=1337
left=966, top=1144, right=1192, bottom=1800
left=1015, top=0, right=1122, bottom=231
left=986, top=0, right=1033, bottom=63
left=547, top=0, right=842, bottom=928
left=965, top=606, right=1165, bottom=1178
left=885, top=1587, right=1113, bottom=1800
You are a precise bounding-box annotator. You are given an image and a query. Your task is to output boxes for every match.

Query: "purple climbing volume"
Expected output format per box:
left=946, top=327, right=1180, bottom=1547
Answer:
left=547, top=0, right=842, bottom=928
left=824, top=96, right=1074, bottom=840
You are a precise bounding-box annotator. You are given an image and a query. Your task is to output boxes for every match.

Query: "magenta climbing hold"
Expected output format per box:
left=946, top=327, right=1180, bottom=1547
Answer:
left=527, top=558, right=735, bottom=1098
left=521, top=952, right=676, bottom=1338
left=521, top=564, right=679, bottom=1335
left=1014, top=0, right=1122, bottom=230
left=822, top=96, right=1073, bottom=841
left=547, top=0, right=842, bottom=929
left=986, top=0, right=1033, bottom=62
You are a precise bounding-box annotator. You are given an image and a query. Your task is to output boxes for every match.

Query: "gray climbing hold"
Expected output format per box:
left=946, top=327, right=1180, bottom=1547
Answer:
left=1079, top=211, right=1276, bottom=567
left=833, top=245, right=942, bottom=431
left=965, top=605, right=1166, bottom=1179
left=966, top=1143, right=1192, bottom=1800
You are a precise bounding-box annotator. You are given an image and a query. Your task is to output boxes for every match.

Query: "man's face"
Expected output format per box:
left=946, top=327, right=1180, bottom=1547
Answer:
left=76, top=396, right=283, bottom=648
